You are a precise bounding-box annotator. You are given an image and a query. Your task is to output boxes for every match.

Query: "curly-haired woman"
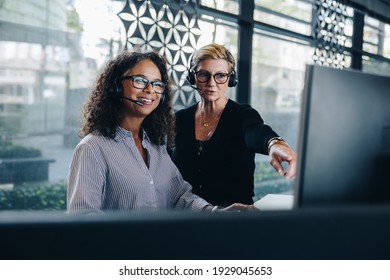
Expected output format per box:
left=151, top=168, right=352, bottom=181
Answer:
left=67, top=50, right=254, bottom=213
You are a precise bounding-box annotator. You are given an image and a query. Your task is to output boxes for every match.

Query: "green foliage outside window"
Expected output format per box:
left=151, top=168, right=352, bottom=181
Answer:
left=254, top=160, right=280, bottom=181
left=0, top=181, right=67, bottom=211
left=253, top=161, right=293, bottom=200
left=0, top=141, right=42, bottom=159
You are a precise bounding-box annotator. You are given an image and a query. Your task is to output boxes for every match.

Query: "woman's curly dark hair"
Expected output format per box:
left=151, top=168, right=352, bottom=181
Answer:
left=81, top=50, right=175, bottom=149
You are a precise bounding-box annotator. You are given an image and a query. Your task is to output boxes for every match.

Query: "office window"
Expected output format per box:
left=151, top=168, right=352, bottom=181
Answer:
left=0, top=0, right=123, bottom=211
left=251, top=30, right=313, bottom=198
left=385, top=24, right=390, bottom=59
left=363, top=16, right=384, bottom=55
left=200, top=0, right=240, bottom=15
left=362, top=16, right=390, bottom=76
left=254, top=0, right=314, bottom=36
left=362, top=55, right=390, bottom=77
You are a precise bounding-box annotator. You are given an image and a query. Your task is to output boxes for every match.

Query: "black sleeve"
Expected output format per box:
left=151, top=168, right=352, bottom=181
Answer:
left=239, top=104, right=279, bottom=154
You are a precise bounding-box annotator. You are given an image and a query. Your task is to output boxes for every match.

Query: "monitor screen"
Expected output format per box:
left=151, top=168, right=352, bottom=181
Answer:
left=294, top=65, right=390, bottom=208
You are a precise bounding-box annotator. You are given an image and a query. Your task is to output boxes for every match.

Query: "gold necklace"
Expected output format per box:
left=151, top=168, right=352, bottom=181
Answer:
left=200, top=111, right=221, bottom=127
left=199, top=104, right=225, bottom=138
left=198, top=98, right=228, bottom=155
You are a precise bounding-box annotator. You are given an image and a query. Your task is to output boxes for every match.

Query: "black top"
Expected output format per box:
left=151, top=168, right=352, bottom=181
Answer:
left=172, top=99, right=278, bottom=206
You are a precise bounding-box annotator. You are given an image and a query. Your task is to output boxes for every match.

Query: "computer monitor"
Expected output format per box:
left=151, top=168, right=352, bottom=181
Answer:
left=294, top=64, right=390, bottom=208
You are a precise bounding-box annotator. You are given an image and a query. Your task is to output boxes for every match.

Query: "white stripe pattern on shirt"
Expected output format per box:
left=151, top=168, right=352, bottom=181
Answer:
left=67, top=127, right=210, bottom=213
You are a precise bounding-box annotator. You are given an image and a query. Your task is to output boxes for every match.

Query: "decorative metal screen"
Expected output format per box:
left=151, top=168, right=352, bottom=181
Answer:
left=313, top=0, right=352, bottom=68
left=117, top=0, right=201, bottom=110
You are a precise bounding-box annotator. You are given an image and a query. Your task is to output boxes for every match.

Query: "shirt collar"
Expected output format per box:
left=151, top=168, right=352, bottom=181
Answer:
left=114, top=126, right=150, bottom=143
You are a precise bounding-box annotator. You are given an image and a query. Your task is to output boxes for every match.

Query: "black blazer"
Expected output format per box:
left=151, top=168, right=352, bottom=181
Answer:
left=172, top=99, right=278, bottom=206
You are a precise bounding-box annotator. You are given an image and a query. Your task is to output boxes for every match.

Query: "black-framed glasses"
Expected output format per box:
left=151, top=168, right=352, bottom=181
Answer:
left=195, top=70, right=231, bottom=84
left=121, top=75, right=166, bottom=94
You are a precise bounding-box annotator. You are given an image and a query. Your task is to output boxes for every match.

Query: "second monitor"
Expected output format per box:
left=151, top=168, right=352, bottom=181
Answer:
left=294, top=65, right=390, bottom=208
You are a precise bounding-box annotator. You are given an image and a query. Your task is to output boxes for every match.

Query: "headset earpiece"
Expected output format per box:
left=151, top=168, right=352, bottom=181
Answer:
left=228, top=70, right=238, bottom=87
left=115, top=77, right=123, bottom=96
left=159, top=93, right=165, bottom=105
left=186, top=69, right=196, bottom=85
left=187, top=53, right=196, bottom=85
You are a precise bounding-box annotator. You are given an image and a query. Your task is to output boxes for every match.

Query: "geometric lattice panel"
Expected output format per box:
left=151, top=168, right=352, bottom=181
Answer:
left=313, top=0, right=352, bottom=68
left=117, top=0, right=201, bottom=110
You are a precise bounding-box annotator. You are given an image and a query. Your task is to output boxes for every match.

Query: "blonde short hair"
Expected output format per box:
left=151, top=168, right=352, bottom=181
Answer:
left=190, top=43, right=236, bottom=72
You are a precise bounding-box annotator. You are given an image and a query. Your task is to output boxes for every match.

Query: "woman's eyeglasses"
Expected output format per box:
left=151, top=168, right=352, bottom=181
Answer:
left=195, top=70, right=231, bottom=84
left=121, top=75, right=166, bottom=94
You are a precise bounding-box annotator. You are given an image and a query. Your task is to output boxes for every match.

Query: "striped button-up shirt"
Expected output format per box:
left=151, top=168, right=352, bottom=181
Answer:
left=67, top=127, right=210, bottom=213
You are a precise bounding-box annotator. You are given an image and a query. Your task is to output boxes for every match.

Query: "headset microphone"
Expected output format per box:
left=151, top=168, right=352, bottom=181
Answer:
left=122, top=96, right=144, bottom=106
left=115, top=77, right=144, bottom=106
left=189, top=84, right=202, bottom=93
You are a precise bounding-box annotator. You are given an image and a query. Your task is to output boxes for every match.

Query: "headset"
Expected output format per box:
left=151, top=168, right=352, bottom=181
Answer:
left=115, top=76, right=124, bottom=96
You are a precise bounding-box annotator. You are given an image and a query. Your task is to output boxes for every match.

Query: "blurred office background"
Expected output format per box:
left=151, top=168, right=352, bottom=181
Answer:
left=0, top=0, right=389, bottom=211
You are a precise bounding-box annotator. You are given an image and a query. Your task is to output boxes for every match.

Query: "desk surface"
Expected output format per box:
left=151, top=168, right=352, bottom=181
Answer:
left=1, top=205, right=390, bottom=260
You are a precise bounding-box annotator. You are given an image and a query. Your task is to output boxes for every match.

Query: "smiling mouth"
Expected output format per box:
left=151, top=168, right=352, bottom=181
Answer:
left=138, top=97, right=154, bottom=105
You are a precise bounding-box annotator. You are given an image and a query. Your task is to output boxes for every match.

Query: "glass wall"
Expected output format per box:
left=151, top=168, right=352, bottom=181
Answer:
left=254, top=0, right=313, bottom=36
left=200, top=0, right=239, bottom=15
left=0, top=0, right=124, bottom=210
left=362, top=15, right=390, bottom=75
left=251, top=32, right=313, bottom=198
